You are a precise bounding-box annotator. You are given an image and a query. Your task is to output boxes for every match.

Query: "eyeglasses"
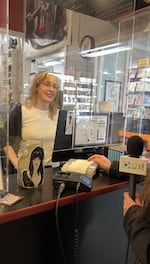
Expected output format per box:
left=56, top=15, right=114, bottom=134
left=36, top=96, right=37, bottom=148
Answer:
left=42, top=82, right=59, bottom=89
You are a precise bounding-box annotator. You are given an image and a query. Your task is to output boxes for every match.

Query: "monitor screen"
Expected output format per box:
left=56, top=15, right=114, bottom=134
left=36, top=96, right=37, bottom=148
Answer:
left=74, top=112, right=109, bottom=147
left=52, top=111, right=109, bottom=162
left=53, top=110, right=73, bottom=150
left=52, top=110, right=74, bottom=161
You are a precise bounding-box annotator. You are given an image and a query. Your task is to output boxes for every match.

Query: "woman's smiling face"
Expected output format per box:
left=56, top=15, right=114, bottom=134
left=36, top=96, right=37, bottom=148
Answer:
left=37, top=75, right=59, bottom=104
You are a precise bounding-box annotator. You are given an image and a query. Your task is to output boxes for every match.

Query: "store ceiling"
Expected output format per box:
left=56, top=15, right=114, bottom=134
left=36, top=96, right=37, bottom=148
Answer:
left=38, top=0, right=150, bottom=68
left=51, top=0, right=150, bottom=21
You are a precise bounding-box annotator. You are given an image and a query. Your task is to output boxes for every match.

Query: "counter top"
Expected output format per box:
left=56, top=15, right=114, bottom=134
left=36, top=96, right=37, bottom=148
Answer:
left=0, top=167, right=128, bottom=224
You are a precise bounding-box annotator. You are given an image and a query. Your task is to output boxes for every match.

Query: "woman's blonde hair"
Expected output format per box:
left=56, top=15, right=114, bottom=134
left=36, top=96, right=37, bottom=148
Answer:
left=24, top=71, right=60, bottom=119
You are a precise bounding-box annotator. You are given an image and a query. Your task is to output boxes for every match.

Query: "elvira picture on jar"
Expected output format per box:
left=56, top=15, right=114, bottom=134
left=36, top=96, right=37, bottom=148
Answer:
left=18, top=146, right=44, bottom=189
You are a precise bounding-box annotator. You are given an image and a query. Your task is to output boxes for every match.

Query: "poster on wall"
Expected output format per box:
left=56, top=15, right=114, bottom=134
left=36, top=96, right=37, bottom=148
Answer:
left=104, top=80, right=121, bottom=112
left=25, top=0, right=72, bottom=56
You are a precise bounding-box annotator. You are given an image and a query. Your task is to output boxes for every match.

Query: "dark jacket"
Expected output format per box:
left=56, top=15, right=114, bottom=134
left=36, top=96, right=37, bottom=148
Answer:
left=108, top=160, right=144, bottom=183
left=108, top=160, right=129, bottom=180
left=0, top=103, right=22, bottom=150
left=0, top=104, right=22, bottom=173
left=124, top=205, right=150, bottom=264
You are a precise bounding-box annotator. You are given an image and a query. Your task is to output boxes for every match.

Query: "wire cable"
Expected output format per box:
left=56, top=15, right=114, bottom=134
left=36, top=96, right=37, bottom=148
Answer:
left=55, top=182, right=66, bottom=264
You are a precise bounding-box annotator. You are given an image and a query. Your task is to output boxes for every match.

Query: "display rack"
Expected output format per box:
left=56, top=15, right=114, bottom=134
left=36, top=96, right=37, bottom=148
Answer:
left=125, top=66, right=150, bottom=135
left=0, top=47, right=22, bottom=129
left=63, top=75, right=76, bottom=109
left=127, top=67, right=150, bottom=113
left=63, top=75, right=97, bottom=111
left=0, top=48, right=22, bottom=103
left=8, top=49, right=22, bottom=102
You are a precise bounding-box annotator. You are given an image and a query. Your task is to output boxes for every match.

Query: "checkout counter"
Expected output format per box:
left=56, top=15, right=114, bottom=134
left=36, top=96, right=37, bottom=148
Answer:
left=0, top=167, right=137, bottom=264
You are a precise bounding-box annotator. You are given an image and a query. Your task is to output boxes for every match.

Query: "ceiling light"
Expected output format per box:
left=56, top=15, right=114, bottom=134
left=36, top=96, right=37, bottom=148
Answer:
left=79, top=42, right=120, bottom=55
left=103, top=71, right=109, bottom=75
left=80, top=46, right=131, bottom=58
left=43, top=60, right=64, bottom=66
left=116, top=70, right=124, bottom=74
left=141, top=78, right=150, bottom=82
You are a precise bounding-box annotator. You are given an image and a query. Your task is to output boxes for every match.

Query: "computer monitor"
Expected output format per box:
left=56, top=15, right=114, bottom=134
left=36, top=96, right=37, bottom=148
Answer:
left=53, top=110, right=73, bottom=150
left=52, top=111, right=109, bottom=162
left=52, top=110, right=74, bottom=161
left=74, top=112, right=109, bottom=147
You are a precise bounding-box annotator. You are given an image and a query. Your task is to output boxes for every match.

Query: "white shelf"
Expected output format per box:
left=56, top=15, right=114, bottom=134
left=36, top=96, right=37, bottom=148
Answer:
left=127, top=67, right=150, bottom=120
left=63, top=78, right=97, bottom=111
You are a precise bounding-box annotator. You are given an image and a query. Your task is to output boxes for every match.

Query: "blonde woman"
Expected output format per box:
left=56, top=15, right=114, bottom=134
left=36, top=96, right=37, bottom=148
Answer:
left=0, top=71, right=60, bottom=172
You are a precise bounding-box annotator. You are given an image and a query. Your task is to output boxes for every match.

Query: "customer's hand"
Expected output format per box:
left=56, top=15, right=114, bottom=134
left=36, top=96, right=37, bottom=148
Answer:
left=88, top=154, right=111, bottom=174
left=123, top=192, right=142, bottom=215
left=146, top=141, right=150, bottom=151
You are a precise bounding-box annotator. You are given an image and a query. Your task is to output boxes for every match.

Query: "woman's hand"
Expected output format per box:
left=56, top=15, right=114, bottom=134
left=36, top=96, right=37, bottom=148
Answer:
left=123, top=192, right=143, bottom=215
left=88, top=154, right=111, bottom=174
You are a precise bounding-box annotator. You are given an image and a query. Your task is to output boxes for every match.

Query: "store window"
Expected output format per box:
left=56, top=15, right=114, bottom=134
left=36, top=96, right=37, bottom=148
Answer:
left=117, top=10, right=150, bottom=144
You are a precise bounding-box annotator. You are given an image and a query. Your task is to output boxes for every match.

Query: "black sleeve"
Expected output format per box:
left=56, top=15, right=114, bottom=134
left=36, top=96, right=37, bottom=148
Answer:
left=108, top=160, right=129, bottom=180
left=9, top=104, right=22, bottom=138
left=0, top=104, right=22, bottom=174
left=124, top=205, right=150, bottom=264
left=0, top=104, right=22, bottom=148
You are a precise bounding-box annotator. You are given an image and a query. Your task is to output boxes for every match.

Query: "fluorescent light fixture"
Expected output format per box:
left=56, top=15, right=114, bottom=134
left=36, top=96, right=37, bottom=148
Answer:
left=80, top=42, right=120, bottom=55
left=80, top=46, right=131, bottom=58
left=116, top=70, right=124, bottom=74
left=103, top=71, right=109, bottom=75
left=141, top=78, right=150, bottom=82
left=43, top=60, right=64, bottom=66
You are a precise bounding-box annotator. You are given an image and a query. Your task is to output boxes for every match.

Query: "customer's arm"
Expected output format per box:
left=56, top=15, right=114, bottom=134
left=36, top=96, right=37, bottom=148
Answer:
left=123, top=192, right=150, bottom=264
left=88, top=154, right=128, bottom=179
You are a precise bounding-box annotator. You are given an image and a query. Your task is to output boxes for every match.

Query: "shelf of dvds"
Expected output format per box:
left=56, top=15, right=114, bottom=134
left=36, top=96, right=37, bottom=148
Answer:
left=63, top=76, right=97, bottom=111
left=125, top=65, right=150, bottom=136
left=0, top=48, right=22, bottom=129
left=127, top=66, right=150, bottom=117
